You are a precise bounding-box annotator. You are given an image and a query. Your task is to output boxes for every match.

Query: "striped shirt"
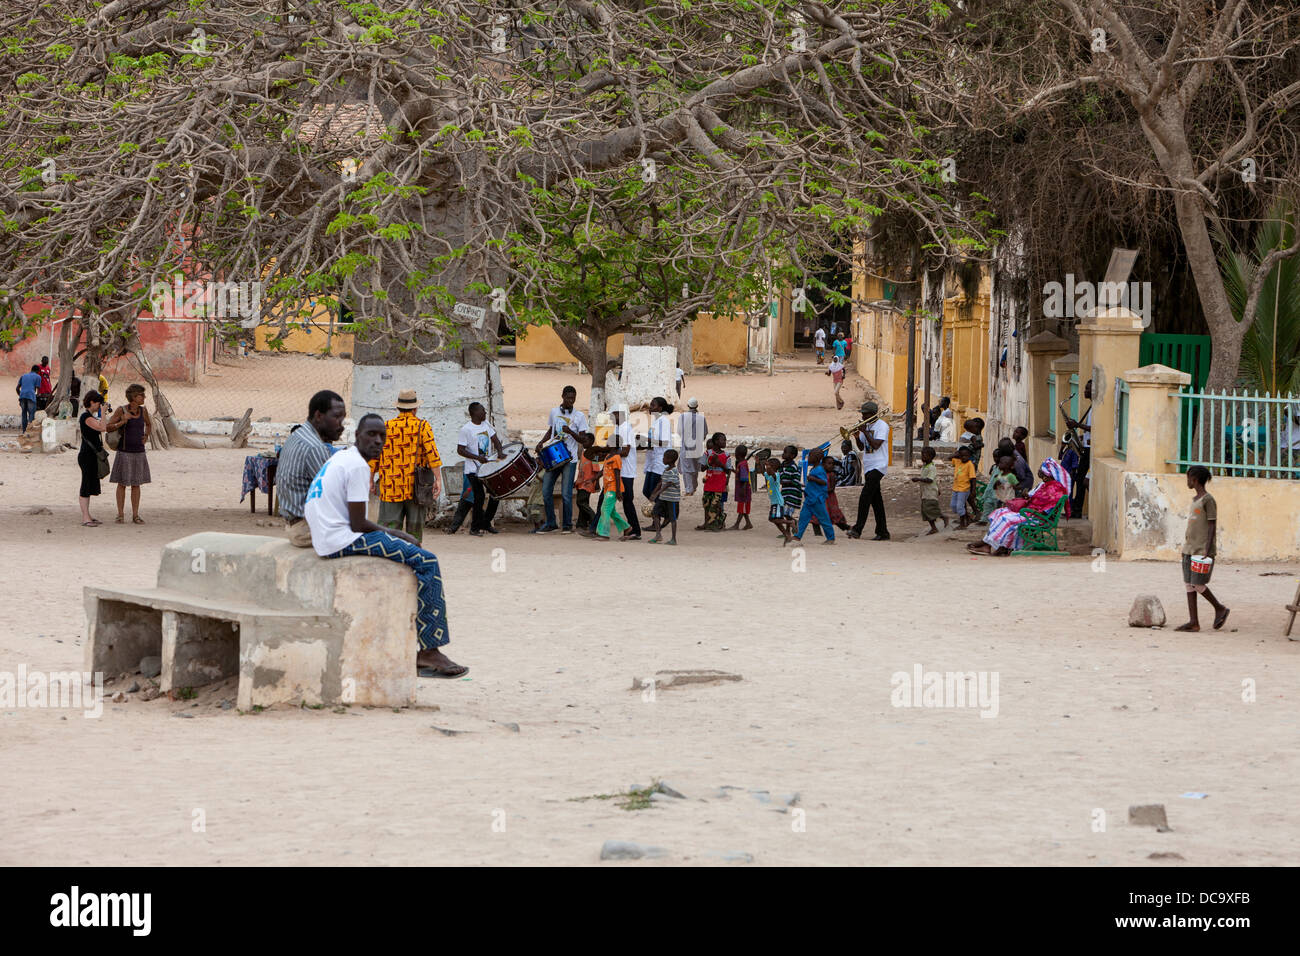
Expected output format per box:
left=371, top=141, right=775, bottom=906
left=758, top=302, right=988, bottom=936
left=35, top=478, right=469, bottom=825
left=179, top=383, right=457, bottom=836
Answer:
left=658, top=467, right=681, bottom=502
left=277, top=421, right=332, bottom=519
left=836, top=454, right=860, bottom=486
left=779, top=461, right=804, bottom=509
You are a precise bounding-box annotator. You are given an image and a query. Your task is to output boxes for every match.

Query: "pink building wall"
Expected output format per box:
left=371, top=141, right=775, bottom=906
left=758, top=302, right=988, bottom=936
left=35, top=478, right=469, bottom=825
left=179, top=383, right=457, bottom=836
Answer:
left=1, top=298, right=201, bottom=382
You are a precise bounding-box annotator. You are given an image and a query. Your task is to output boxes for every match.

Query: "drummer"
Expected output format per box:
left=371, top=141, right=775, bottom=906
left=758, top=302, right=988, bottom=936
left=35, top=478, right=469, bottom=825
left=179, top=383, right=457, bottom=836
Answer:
left=533, top=385, right=588, bottom=534
left=454, top=401, right=505, bottom=536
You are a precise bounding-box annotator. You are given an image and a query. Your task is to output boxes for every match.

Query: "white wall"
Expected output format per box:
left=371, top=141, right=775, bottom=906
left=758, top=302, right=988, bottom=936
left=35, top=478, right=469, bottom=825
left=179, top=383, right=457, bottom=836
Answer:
left=351, top=360, right=507, bottom=469
left=985, top=235, right=1032, bottom=441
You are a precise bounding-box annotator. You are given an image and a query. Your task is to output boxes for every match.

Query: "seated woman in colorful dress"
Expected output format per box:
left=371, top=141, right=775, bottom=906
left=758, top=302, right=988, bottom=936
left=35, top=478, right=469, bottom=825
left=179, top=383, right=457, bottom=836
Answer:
left=966, top=458, right=1071, bottom=556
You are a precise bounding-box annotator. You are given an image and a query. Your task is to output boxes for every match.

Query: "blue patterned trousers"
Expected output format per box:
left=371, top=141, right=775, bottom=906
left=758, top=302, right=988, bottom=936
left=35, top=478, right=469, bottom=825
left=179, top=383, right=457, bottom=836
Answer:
left=328, top=530, right=449, bottom=649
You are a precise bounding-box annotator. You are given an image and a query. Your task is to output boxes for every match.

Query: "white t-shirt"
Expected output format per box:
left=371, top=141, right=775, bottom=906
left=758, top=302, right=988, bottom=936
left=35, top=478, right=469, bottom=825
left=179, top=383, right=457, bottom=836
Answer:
left=644, top=415, right=672, bottom=474
left=1081, top=407, right=1092, bottom=448
left=814, top=329, right=827, bottom=348
left=859, top=419, right=890, bottom=474
left=675, top=367, right=684, bottom=383
left=616, top=421, right=637, bottom=478
left=303, top=446, right=371, bottom=557
left=458, top=420, right=497, bottom=475
left=547, top=405, right=588, bottom=460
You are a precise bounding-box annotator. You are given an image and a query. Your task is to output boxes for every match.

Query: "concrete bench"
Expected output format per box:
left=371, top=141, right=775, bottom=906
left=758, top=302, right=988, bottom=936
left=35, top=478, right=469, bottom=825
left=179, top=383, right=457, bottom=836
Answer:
left=85, top=533, right=419, bottom=709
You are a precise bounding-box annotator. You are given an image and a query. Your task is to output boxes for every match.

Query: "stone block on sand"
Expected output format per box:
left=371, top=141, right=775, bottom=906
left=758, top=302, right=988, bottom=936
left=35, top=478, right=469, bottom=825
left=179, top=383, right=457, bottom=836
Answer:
left=1128, top=804, right=1169, bottom=828
left=1128, top=594, right=1166, bottom=628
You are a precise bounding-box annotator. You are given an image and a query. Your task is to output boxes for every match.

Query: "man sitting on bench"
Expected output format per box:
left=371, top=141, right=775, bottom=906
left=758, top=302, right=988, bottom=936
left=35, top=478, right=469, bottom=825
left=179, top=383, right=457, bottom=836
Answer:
left=304, top=413, right=467, bottom=678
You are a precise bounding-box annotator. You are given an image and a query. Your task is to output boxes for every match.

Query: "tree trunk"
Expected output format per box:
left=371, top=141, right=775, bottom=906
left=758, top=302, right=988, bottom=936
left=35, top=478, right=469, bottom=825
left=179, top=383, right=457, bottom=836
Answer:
left=552, top=324, right=609, bottom=414
left=1171, top=190, right=1246, bottom=390
left=126, top=337, right=208, bottom=449
left=45, top=317, right=77, bottom=415
left=349, top=211, right=509, bottom=453
left=588, top=340, right=610, bottom=414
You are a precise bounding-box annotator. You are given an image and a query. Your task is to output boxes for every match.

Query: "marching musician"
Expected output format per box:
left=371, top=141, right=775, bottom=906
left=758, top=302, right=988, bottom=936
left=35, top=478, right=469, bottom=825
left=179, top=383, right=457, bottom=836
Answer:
left=1063, top=378, right=1093, bottom=518
left=448, top=401, right=504, bottom=537
left=533, top=385, right=588, bottom=534
left=847, top=401, right=891, bottom=541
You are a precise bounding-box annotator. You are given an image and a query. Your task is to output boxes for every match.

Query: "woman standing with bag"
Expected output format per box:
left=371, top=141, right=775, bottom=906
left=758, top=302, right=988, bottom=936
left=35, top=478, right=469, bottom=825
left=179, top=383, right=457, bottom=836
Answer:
left=77, top=390, right=117, bottom=527
left=106, top=383, right=153, bottom=524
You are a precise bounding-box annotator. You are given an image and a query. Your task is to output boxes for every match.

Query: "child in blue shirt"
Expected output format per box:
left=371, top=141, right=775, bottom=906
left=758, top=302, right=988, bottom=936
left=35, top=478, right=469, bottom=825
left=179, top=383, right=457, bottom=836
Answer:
left=791, top=447, right=836, bottom=544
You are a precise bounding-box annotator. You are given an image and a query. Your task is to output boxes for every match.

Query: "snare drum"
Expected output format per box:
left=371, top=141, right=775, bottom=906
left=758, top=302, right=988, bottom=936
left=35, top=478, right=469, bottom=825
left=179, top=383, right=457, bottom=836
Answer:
left=477, top=441, right=538, bottom=498
left=538, top=435, right=573, bottom=471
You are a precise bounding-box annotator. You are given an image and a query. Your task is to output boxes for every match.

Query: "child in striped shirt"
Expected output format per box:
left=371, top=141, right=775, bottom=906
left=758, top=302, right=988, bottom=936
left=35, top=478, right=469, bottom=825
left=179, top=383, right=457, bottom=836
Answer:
left=777, top=445, right=803, bottom=542
left=647, top=449, right=681, bottom=544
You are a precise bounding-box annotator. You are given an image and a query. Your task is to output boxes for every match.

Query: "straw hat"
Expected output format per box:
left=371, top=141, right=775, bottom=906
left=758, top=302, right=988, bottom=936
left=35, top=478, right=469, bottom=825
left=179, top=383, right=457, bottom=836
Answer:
left=396, top=389, right=419, bottom=410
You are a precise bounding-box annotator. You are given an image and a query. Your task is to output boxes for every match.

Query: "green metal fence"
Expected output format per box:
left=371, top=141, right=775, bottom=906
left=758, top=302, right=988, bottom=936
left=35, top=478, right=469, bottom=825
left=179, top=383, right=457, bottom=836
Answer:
left=1140, top=333, right=1212, bottom=390
left=1046, top=374, right=1056, bottom=436
left=1170, top=388, right=1300, bottom=478
left=1141, top=333, right=1211, bottom=466
left=1114, top=379, right=1130, bottom=459
left=1046, top=372, right=1080, bottom=436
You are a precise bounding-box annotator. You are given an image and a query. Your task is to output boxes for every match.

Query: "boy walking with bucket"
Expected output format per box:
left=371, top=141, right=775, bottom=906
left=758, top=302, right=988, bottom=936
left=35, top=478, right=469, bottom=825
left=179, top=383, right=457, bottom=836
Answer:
left=1176, top=465, right=1229, bottom=632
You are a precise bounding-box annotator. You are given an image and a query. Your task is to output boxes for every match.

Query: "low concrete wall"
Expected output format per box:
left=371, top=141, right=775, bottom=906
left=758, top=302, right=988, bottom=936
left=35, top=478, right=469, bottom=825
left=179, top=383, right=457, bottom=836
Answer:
left=351, top=362, right=505, bottom=473
left=1090, top=456, right=1124, bottom=554
left=1027, top=436, right=1058, bottom=474
left=1118, top=470, right=1300, bottom=562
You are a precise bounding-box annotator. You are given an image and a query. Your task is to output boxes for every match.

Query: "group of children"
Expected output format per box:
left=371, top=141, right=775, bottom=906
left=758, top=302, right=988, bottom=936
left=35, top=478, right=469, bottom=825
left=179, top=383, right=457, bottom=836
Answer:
left=908, top=419, right=1041, bottom=535
left=526, top=426, right=865, bottom=547
left=528, top=430, right=685, bottom=544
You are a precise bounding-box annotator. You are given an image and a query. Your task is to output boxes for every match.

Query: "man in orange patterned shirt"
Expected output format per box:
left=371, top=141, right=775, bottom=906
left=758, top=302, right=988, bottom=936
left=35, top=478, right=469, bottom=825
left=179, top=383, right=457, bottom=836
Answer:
left=372, top=389, right=442, bottom=544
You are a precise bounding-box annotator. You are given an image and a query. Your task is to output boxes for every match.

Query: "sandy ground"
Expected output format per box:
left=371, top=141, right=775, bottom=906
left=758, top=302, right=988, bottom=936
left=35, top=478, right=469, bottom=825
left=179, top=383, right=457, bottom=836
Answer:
left=2, top=363, right=1299, bottom=866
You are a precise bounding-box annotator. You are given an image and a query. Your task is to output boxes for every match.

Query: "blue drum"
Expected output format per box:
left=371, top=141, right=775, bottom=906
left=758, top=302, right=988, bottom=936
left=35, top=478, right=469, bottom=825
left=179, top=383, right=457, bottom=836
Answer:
left=538, top=436, right=572, bottom=470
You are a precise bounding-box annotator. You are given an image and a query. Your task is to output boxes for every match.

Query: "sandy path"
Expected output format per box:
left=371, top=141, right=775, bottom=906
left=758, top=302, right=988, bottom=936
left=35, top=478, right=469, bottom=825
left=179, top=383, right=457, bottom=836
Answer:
left=2, top=367, right=1298, bottom=866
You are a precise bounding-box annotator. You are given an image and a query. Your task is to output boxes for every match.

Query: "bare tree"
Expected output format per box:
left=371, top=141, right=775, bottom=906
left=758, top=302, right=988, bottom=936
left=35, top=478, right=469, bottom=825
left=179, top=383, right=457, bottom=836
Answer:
left=1003, top=0, right=1300, bottom=388
left=1, top=1, right=972, bottom=426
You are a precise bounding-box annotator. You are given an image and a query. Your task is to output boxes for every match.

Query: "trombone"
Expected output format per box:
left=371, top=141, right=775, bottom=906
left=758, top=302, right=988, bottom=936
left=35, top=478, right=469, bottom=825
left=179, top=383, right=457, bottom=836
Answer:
left=837, top=414, right=879, bottom=444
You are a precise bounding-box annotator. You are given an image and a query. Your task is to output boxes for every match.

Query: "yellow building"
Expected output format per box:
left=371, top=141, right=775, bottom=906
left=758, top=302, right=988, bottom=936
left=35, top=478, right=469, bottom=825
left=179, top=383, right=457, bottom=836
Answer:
left=252, top=299, right=354, bottom=355
left=850, top=241, right=992, bottom=423
left=514, top=310, right=780, bottom=368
